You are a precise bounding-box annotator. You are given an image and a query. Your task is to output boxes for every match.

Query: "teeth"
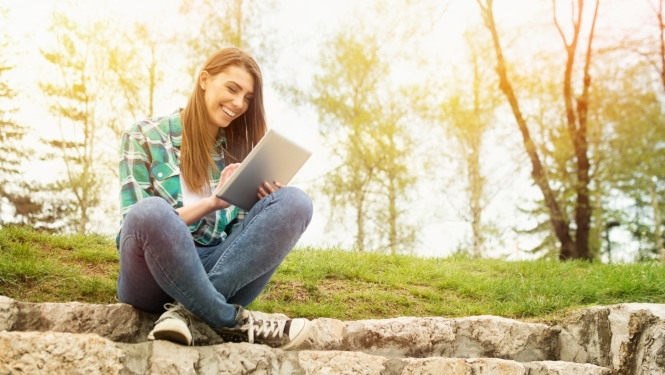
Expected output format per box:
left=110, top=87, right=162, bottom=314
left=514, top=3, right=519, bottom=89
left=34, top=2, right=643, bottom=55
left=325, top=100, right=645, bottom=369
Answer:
left=222, top=106, right=236, bottom=117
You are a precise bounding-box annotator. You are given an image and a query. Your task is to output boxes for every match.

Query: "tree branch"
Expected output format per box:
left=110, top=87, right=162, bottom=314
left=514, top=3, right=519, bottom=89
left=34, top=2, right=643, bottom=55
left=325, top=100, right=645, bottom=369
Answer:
left=552, top=0, right=569, bottom=46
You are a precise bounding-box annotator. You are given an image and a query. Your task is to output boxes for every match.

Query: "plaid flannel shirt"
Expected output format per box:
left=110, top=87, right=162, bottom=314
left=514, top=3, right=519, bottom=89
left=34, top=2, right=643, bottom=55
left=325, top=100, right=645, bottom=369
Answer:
left=117, top=109, right=246, bottom=248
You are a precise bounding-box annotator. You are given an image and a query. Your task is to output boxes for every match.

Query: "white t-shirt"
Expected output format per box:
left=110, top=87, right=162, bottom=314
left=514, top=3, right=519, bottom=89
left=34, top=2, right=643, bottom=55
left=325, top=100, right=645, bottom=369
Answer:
left=181, top=179, right=216, bottom=223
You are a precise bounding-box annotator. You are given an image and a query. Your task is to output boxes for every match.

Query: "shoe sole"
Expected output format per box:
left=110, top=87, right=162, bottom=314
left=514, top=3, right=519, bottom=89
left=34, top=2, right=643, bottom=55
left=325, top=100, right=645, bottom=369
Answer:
left=153, top=330, right=192, bottom=346
left=278, top=319, right=313, bottom=351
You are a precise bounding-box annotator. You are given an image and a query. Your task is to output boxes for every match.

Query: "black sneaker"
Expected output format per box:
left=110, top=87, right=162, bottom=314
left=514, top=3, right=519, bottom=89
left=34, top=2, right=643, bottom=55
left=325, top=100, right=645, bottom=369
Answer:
left=214, top=305, right=312, bottom=350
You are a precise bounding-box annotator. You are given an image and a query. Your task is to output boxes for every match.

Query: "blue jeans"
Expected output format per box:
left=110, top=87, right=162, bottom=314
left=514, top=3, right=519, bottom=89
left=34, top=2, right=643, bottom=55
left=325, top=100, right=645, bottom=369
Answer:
left=116, top=186, right=313, bottom=329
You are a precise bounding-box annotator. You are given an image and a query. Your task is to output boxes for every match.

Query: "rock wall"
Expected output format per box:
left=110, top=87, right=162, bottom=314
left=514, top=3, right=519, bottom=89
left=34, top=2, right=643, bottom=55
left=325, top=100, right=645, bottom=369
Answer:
left=1, top=296, right=664, bottom=374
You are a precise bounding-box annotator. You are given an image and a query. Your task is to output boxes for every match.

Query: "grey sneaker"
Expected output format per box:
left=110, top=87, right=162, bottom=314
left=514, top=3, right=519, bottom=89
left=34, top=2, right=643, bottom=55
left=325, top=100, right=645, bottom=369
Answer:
left=215, top=306, right=312, bottom=350
left=147, top=302, right=194, bottom=346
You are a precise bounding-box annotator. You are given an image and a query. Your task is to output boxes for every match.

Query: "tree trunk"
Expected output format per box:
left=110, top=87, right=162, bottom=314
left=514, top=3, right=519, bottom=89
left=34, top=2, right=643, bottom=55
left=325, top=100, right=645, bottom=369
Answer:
left=470, top=146, right=482, bottom=258
left=470, top=52, right=484, bottom=258
left=388, top=174, right=397, bottom=255
left=650, top=179, right=665, bottom=262
left=477, top=0, right=576, bottom=259
left=355, top=190, right=365, bottom=252
left=659, top=0, right=665, bottom=91
left=555, top=0, right=599, bottom=260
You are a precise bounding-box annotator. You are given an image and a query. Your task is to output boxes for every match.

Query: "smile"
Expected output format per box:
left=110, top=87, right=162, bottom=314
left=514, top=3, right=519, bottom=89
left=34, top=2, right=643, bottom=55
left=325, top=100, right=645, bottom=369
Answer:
left=221, top=105, right=237, bottom=117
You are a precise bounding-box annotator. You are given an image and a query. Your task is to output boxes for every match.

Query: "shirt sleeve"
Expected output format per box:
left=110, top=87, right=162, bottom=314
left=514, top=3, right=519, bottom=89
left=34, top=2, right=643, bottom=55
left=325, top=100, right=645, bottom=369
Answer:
left=119, top=129, right=152, bottom=222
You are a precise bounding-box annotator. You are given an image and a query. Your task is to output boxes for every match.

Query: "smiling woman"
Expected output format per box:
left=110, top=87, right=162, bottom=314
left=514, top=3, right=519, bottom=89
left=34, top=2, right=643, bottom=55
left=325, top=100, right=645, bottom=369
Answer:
left=115, top=47, right=314, bottom=350
left=180, top=49, right=265, bottom=195
left=201, top=66, right=255, bottom=131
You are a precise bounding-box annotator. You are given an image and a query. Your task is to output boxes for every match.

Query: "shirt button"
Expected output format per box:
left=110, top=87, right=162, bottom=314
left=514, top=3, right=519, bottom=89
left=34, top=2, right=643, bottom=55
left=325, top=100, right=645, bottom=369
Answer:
left=158, top=172, right=163, bottom=178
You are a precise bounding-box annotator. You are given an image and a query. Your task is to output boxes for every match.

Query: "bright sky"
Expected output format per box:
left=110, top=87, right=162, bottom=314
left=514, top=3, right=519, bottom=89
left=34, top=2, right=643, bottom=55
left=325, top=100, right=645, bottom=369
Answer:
left=2, top=0, right=657, bottom=260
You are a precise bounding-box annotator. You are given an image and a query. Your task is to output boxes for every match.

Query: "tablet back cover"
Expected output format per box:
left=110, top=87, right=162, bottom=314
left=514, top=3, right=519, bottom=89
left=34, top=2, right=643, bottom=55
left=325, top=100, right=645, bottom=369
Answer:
left=214, top=129, right=312, bottom=211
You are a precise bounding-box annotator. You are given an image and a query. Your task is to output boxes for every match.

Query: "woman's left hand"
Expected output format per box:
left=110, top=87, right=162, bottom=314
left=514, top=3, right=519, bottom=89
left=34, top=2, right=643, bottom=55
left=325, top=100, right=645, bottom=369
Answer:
left=258, top=181, right=284, bottom=199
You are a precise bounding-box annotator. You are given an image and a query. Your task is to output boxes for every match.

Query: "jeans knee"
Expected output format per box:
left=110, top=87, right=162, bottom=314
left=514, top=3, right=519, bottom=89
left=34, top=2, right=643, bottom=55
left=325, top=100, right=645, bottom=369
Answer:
left=123, top=197, right=175, bottom=230
left=277, top=187, right=313, bottom=225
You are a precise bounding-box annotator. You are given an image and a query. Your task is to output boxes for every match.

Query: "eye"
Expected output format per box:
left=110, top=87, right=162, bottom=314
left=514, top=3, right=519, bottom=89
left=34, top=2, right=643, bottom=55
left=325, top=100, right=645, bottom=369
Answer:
left=227, top=86, right=237, bottom=93
left=244, top=97, right=252, bottom=103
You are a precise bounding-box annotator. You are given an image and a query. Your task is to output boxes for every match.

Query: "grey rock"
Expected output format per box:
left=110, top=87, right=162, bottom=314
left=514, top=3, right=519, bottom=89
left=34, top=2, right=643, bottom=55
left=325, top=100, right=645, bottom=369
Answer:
left=117, top=342, right=152, bottom=375
left=0, top=296, right=291, bottom=346
left=4, top=296, right=665, bottom=375
left=299, top=350, right=388, bottom=375
left=9, top=299, right=155, bottom=343
left=452, top=316, right=556, bottom=362
left=207, top=342, right=302, bottom=375
left=0, top=331, right=124, bottom=375
left=150, top=340, right=200, bottom=375
left=559, top=303, right=665, bottom=373
left=0, top=295, right=18, bottom=331
left=300, top=317, right=346, bottom=350
left=523, top=361, right=613, bottom=375
left=341, top=317, right=456, bottom=358
left=397, top=357, right=526, bottom=375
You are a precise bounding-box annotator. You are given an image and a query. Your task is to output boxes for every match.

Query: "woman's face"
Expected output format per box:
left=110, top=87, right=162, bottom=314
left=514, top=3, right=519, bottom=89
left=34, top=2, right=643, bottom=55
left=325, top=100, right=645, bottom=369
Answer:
left=200, top=65, right=255, bottom=134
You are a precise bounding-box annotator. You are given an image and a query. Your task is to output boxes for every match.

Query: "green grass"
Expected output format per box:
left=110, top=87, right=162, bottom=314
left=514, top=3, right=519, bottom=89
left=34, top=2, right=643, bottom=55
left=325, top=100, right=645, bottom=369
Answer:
left=0, top=225, right=118, bottom=304
left=1, top=225, right=664, bottom=323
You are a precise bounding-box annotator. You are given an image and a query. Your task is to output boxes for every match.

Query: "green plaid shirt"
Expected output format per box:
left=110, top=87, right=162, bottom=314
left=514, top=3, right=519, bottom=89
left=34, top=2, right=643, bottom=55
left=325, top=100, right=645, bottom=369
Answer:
left=117, top=109, right=245, bottom=248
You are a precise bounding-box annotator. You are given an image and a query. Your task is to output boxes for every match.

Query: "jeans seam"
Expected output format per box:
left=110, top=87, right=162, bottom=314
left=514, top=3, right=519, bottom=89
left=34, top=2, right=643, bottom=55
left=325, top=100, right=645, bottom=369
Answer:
left=137, top=236, right=218, bottom=324
left=207, top=194, right=283, bottom=293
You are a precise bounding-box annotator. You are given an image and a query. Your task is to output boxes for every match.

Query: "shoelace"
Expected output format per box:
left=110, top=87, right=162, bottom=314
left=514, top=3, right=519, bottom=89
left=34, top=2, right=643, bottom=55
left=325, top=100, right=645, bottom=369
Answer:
left=155, top=303, right=192, bottom=326
left=238, top=313, right=287, bottom=344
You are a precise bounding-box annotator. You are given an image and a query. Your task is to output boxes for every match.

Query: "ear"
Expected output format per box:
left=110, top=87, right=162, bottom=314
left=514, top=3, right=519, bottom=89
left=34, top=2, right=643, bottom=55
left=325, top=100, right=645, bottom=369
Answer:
left=199, top=70, right=210, bottom=90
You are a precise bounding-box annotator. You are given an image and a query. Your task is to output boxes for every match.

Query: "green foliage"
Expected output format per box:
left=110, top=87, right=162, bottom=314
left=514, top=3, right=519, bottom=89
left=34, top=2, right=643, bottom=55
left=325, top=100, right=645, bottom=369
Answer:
left=293, top=1, right=434, bottom=254
left=601, top=58, right=665, bottom=260
left=38, top=3, right=142, bottom=234
left=0, top=6, right=43, bottom=227
left=179, top=0, right=278, bottom=81
left=429, top=28, right=503, bottom=258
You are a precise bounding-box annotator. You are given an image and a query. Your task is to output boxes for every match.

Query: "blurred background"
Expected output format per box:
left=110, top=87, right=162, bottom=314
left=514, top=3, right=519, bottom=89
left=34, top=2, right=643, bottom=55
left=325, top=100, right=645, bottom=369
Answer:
left=0, top=0, right=663, bottom=262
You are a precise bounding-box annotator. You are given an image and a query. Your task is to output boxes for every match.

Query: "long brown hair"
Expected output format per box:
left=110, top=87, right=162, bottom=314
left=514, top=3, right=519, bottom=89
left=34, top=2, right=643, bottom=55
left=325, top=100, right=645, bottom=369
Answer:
left=180, top=47, right=267, bottom=193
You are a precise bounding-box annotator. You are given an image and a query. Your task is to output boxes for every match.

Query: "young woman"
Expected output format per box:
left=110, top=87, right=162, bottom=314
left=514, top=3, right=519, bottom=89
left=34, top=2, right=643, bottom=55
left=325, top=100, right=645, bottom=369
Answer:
left=116, top=47, right=313, bottom=349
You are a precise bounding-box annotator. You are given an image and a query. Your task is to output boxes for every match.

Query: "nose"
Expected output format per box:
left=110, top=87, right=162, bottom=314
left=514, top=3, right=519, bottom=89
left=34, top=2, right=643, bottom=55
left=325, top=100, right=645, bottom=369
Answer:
left=232, top=95, right=243, bottom=109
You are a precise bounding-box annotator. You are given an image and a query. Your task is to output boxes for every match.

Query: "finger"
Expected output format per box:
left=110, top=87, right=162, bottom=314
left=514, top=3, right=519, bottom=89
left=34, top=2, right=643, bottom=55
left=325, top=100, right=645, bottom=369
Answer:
left=263, top=181, right=276, bottom=193
left=258, top=186, right=267, bottom=196
left=228, top=164, right=240, bottom=174
left=274, top=181, right=285, bottom=189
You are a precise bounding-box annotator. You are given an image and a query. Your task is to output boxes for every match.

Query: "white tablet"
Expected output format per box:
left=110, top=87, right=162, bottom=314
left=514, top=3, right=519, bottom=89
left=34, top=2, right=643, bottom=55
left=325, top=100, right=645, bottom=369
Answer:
left=213, top=129, right=312, bottom=211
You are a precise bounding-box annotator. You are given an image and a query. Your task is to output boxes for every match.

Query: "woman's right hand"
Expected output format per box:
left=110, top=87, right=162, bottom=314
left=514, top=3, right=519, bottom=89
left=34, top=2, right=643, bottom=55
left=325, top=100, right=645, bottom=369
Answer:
left=208, top=163, right=241, bottom=210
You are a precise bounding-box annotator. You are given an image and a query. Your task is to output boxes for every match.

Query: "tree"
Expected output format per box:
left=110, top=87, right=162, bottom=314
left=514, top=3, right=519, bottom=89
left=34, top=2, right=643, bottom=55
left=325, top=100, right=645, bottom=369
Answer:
left=310, top=31, right=389, bottom=252
left=0, top=6, right=45, bottom=227
left=103, top=19, right=176, bottom=146
left=179, top=0, right=278, bottom=81
left=648, top=0, right=665, bottom=262
left=476, top=0, right=600, bottom=260
left=434, top=30, right=502, bottom=258
left=292, top=1, right=439, bottom=254
left=39, top=8, right=128, bottom=233
left=600, top=59, right=665, bottom=261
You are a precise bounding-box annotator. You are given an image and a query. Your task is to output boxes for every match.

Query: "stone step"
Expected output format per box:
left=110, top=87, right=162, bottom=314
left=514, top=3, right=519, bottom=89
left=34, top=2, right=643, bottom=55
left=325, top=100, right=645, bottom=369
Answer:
left=1, top=296, right=664, bottom=374
left=0, top=330, right=614, bottom=375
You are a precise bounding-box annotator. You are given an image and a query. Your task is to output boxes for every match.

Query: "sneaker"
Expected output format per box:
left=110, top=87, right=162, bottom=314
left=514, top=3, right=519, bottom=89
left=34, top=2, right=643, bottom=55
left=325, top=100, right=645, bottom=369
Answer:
left=147, top=302, right=194, bottom=346
left=214, top=305, right=312, bottom=350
